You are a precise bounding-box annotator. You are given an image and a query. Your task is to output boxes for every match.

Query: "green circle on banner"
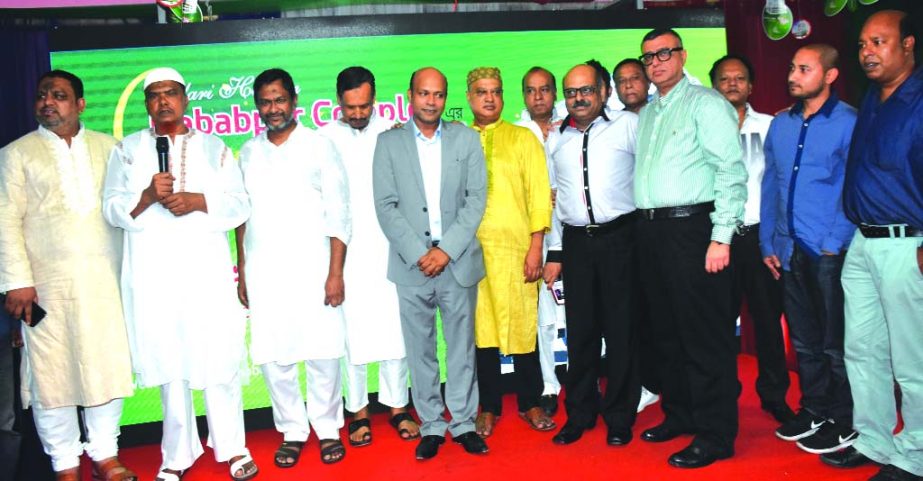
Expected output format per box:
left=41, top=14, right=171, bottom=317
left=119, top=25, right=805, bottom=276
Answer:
left=824, top=0, right=848, bottom=16
left=763, top=6, right=794, bottom=41
left=858, top=0, right=879, bottom=4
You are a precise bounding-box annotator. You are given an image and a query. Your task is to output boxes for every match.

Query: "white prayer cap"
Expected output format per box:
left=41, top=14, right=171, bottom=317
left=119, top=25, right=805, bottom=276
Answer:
left=143, top=67, right=186, bottom=90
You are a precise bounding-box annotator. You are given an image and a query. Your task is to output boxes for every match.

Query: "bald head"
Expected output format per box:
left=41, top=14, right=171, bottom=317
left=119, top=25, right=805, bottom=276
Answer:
left=563, top=64, right=605, bottom=130
left=409, top=67, right=447, bottom=93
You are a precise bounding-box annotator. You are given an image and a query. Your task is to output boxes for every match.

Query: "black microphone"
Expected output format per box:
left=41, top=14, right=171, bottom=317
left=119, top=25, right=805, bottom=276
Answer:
left=155, top=137, right=169, bottom=173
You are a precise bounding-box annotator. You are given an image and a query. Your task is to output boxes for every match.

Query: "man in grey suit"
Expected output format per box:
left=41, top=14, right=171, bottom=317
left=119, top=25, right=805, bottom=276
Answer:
left=372, top=67, right=488, bottom=460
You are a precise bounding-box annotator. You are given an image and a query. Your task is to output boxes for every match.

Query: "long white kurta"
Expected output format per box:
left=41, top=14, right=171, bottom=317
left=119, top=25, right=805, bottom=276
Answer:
left=239, top=124, right=351, bottom=366
left=0, top=127, right=133, bottom=409
left=319, top=114, right=405, bottom=365
left=103, top=128, right=250, bottom=389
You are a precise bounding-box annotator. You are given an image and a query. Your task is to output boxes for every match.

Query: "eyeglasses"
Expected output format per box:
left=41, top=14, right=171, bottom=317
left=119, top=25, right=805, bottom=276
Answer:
left=639, top=47, right=684, bottom=66
left=562, top=85, right=598, bottom=98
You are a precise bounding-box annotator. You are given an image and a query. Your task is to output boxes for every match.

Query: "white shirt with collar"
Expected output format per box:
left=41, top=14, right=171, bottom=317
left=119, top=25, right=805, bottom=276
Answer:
left=412, top=120, right=443, bottom=243
left=739, top=103, right=774, bottom=226
left=545, top=110, right=638, bottom=251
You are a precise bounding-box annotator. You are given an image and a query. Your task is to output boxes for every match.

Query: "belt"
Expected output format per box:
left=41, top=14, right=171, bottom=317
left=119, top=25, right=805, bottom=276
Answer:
left=735, top=223, right=759, bottom=237
left=637, top=202, right=714, bottom=221
left=563, top=212, right=635, bottom=237
left=858, top=224, right=923, bottom=238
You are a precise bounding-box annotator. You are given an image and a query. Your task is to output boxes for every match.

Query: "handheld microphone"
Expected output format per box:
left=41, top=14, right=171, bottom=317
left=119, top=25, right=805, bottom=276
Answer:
left=155, top=137, right=170, bottom=173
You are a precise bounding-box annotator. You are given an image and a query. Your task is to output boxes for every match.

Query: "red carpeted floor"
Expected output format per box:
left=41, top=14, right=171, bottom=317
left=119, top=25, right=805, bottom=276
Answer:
left=110, top=355, right=877, bottom=481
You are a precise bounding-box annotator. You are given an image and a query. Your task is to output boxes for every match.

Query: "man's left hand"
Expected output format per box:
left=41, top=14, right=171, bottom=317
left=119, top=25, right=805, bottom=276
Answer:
left=161, top=192, right=207, bottom=216
left=705, top=241, right=730, bottom=273
left=418, top=247, right=450, bottom=277
left=325, top=274, right=345, bottom=307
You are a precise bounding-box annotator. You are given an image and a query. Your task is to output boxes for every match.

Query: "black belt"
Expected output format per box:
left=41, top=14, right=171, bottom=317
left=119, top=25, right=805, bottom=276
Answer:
left=637, top=202, right=714, bottom=221
left=858, top=224, right=923, bottom=238
left=735, top=223, right=759, bottom=237
left=563, top=212, right=635, bottom=237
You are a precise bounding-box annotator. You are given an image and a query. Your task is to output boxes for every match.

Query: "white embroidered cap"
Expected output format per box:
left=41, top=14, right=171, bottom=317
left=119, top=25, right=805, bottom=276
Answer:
left=143, top=67, right=186, bottom=90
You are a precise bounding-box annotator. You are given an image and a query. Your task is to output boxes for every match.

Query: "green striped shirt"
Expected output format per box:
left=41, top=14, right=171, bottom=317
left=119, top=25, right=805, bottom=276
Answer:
left=635, top=76, right=748, bottom=243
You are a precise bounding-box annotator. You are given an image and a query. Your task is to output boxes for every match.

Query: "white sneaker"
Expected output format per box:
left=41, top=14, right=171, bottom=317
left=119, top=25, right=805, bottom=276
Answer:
left=637, top=387, right=660, bottom=413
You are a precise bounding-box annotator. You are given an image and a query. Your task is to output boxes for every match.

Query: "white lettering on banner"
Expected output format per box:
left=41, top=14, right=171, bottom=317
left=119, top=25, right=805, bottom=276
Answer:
left=311, top=93, right=413, bottom=127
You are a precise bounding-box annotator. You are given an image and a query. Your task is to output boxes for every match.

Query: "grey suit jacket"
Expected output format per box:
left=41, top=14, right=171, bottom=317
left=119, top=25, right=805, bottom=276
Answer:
left=372, top=121, right=487, bottom=288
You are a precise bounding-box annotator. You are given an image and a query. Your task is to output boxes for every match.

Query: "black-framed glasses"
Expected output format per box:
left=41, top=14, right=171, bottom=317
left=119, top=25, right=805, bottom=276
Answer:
left=639, top=47, right=684, bottom=66
left=562, top=85, right=598, bottom=98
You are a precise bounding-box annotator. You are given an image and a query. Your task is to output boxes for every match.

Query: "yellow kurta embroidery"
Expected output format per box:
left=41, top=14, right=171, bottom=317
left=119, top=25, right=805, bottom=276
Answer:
left=473, top=120, right=551, bottom=354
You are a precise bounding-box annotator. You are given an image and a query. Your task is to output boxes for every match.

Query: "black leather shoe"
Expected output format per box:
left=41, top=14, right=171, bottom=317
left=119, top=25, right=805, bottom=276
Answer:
left=415, top=435, right=445, bottom=460
left=540, top=394, right=559, bottom=417
left=820, top=446, right=871, bottom=469
left=668, top=442, right=733, bottom=469
left=762, top=403, right=797, bottom=423
left=452, top=431, right=488, bottom=454
left=606, top=427, right=632, bottom=446
left=641, top=423, right=692, bottom=443
left=552, top=423, right=586, bottom=445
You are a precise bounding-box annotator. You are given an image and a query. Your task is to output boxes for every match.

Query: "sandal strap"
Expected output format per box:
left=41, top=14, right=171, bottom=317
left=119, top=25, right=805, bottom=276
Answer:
left=155, top=470, right=182, bottom=481
left=348, top=418, right=371, bottom=434
left=229, top=454, right=255, bottom=478
left=320, top=439, right=346, bottom=455
left=94, top=458, right=138, bottom=481
left=389, top=412, right=415, bottom=429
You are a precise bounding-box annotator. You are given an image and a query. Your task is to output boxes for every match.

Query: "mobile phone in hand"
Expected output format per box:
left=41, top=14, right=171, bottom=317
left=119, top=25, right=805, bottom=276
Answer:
left=551, top=278, right=565, bottom=305
left=0, top=293, right=46, bottom=326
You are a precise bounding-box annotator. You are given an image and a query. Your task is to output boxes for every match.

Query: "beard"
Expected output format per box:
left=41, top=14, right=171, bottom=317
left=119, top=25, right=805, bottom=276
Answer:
left=264, top=114, right=295, bottom=132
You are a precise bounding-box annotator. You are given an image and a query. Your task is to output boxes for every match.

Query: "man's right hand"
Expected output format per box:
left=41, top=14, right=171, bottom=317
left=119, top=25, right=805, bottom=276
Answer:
left=145, top=172, right=175, bottom=203
left=4, top=287, right=38, bottom=325
left=763, top=255, right=782, bottom=281
left=543, top=262, right=562, bottom=289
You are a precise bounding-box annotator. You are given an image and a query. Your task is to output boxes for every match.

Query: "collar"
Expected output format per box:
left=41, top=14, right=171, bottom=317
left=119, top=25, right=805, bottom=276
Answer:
left=789, top=91, right=839, bottom=118
left=559, top=109, right=609, bottom=134
left=412, top=119, right=443, bottom=143
left=38, top=122, right=84, bottom=143
left=472, top=118, right=503, bottom=132
left=874, top=65, right=923, bottom=106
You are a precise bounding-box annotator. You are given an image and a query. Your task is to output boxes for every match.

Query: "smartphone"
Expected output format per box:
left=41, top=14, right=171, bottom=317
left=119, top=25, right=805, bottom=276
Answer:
left=551, top=278, right=565, bottom=305
left=0, top=293, right=46, bottom=326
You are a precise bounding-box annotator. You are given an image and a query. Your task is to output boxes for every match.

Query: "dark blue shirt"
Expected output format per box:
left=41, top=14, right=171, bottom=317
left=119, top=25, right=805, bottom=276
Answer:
left=843, top=67, right=923, bottom=229
left=760, top=93, right=857, bottom=270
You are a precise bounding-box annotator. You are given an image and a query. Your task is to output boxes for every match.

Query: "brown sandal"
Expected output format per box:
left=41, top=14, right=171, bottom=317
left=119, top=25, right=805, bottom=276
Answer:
left=92, top=457, right=138, bottom=481
left=56, top=467, right=81, bottom=481
left=520, top=406, right=556, bottom=432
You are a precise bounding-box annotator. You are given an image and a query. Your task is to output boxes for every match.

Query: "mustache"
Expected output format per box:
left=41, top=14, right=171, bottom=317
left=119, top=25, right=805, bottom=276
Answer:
left=572, top=100, right=591, bottom=108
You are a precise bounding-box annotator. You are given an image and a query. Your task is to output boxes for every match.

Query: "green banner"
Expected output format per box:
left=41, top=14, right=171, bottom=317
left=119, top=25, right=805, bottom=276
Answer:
left=51, top=26, right=725, bottom=426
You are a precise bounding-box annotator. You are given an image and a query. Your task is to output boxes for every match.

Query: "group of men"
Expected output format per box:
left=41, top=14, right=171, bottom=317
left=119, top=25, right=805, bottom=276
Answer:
left=0, top=9, right=920, bottom=481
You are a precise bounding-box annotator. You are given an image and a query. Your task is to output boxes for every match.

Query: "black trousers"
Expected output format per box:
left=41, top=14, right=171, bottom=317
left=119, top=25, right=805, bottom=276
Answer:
left=561, top=220, right=640, bottom=430
left=731, top=225, right=790, bottom=408
left=636, top=213, right=739, bottom=450
left=476, top=347, right=542, bottom=415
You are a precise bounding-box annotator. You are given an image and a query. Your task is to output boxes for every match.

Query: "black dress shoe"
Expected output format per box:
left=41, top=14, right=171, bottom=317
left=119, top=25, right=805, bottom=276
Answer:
left=820, top=446, right=871, bottom=468
left=540, top=394, right=559, bottom=417
left=762, top=403, right=797, bottom=423
left=668, top=442, right=733, bottom=469
left=552, top=423, right=586, bottom=445
left=415, top=435, right=445, bottom=460
left=452, top=431, right=488, bottom=454
left=606, top=427, right=632, bottom=446
left=641, top=423, right=691, bottom=443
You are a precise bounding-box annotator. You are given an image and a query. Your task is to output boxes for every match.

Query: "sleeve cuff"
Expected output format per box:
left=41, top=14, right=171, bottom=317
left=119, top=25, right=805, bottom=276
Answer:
left=711, top=225, right=736, bottom=244
left=546, top=250, right=563, bottom=263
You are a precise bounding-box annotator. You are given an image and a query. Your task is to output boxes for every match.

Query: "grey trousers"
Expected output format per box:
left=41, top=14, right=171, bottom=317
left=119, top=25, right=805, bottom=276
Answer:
left=396, top=274, right=479, bottom=437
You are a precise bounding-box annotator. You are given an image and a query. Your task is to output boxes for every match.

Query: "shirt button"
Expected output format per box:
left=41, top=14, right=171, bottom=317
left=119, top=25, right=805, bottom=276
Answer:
left=425, top=231, right=430, bottom=236
left=803, top=123, right=808, bottom=127
left=798, top=145, right=803, bottom=148
left=423, top=207, right=428, bottom=212
left=584, top=186, right=589, bottom=190
left=794, top=166, right=799, bottom=171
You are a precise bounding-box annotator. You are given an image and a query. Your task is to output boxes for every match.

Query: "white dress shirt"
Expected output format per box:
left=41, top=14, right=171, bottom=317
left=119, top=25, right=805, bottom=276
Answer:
left=739, top=103, right=774, bottom=226
left=412, top=120, right=443, bottom=242
left=545, top=111, right=638, bottom=251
